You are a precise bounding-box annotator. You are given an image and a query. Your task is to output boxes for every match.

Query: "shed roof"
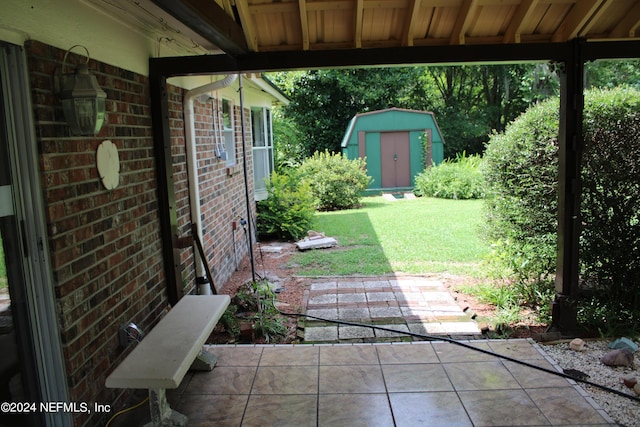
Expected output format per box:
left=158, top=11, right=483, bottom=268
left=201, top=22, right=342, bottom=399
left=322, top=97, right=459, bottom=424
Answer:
left=341, top=108, right=444, bottom=148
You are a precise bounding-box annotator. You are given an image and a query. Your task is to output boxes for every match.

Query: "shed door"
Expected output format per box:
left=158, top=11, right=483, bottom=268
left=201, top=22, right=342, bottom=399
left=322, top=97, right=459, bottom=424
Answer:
left=380, top=132, right=411, bottom=188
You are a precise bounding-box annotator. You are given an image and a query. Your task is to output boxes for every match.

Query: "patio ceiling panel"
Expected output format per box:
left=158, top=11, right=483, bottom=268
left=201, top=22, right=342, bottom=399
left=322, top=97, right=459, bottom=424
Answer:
left=362, top=1, right=407, bottom=47
left=423, top=4, right=458, bottom=43
left=148, top=0, right=640, bottom=56
left=593, top=0, right=640, bottom=39
left=552, top=0, right=610, bottom=42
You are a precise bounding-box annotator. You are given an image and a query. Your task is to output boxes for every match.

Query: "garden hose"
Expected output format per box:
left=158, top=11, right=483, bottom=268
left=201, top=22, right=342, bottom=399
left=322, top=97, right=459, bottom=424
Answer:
left=278, top=310, right=640, bottom=405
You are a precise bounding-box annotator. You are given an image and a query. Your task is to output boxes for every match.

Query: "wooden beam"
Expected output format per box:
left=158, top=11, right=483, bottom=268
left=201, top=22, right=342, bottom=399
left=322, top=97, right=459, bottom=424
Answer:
left=450, top=0, right=478, bottom=45
left=609, top=1, right=640, bottom=38
left=299, top=0, right=310, bottom=50
left=362, top=0, right=410, bottom=8
left=552, top=0, right=604, bottom=42
left=235, top=0, right=259, bottom=52
left=151, top=0, right=248, bottom=56
left=251, top=3, right=298, bottom=13
left=355, top=0, right=364, bottom=48
left=220, top=0, right=235, bottom=16
left=150, top=42, right=573, bottom=78
left=552, top=38, right=585, bottom=336
left=403, top=0, right=422, bottom=46
left=148, top=71, right=183, bottom=306
left=578, top=0, right=614, bottom=37
left=503, top=0, right=539, bottom=44
left=306, top=0, right=355, bottom=11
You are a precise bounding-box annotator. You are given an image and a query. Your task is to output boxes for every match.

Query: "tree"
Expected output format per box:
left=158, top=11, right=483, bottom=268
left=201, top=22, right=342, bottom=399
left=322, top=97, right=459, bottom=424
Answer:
left=424, top=64, right=557, bottom=157
left=271, top=61, right=640, bottom=161
left=275, top=68, right=428, bottom=156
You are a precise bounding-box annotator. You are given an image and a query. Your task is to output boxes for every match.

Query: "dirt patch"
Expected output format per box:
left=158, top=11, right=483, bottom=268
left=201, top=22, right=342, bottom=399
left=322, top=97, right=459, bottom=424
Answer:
left=208, top=241, right=548, bottom=343
left=208, top=242, right=308, bottom=344
left=443, top=276, right=548, bottom=338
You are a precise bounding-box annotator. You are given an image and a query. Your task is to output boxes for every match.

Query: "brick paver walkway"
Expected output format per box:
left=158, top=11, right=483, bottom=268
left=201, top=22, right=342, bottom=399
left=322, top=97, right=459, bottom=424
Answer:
left=301, top=276, right=480, bottom=343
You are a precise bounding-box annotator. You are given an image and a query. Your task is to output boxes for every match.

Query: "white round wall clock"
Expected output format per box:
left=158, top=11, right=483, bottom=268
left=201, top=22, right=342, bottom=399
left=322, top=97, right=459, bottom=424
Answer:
left=96, top=140, right=120, bottom=190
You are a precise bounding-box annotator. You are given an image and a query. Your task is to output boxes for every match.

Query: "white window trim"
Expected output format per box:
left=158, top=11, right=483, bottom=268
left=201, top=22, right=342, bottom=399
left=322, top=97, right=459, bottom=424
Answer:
left=222, top=98, right=236, bottom=167
left=251, top=107, right=273, bottom=201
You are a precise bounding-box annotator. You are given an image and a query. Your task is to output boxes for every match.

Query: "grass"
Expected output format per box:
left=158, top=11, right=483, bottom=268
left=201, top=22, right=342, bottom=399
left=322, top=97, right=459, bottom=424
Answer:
left=290, top=196, right=490, bottom=277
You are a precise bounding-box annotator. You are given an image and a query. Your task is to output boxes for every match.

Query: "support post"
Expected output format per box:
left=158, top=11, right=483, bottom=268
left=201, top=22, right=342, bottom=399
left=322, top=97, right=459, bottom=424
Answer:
left=551, top=39, right=585, bottom=336
left=150, top=71, right=182, bottom=305
left=145, top=389, right=187, bottom=427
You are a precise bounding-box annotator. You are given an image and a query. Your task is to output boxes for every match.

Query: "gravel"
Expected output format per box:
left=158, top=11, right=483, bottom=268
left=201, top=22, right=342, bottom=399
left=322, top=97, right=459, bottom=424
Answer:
left=541, top=339, right=640, bottom=427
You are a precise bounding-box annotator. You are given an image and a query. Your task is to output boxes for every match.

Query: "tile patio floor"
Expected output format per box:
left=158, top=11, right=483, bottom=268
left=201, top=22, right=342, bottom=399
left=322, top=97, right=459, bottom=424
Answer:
left=167, top=340, right=616, bottom=426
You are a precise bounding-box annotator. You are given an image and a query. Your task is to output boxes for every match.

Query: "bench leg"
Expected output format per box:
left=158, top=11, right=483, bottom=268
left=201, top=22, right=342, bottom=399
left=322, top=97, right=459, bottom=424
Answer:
left=189, top=348, right=217, bottom=371
left=143, top=388, right=187, bottom=427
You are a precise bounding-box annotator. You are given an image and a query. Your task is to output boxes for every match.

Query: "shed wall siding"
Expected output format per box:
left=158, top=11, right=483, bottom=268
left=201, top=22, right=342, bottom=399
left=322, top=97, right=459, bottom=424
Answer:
left=342, top=109, right=445, bottom=190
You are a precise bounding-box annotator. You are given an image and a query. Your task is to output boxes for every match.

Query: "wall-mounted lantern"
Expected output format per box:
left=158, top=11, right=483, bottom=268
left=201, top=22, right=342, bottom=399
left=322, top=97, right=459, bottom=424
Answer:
left=55, top=45, right=106, bottom=136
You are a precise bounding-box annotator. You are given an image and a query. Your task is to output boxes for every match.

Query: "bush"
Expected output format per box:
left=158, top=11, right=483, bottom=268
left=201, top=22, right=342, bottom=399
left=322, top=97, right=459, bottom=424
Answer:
left=414, top=152, right=484, bottom=199
left=483, top=98, right=560, bottom=287
left=256, top=170, right=315, bottom=240
left=298, top=150, right=371, bottom=211
left=580, top=88, right=640, bottom=311
left=483, top=87, right=640, bottom=323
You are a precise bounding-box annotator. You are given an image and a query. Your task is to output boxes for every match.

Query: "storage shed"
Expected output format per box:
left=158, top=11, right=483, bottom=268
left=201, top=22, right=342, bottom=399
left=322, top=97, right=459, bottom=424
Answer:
left=341, top=108, right=444, bottom=190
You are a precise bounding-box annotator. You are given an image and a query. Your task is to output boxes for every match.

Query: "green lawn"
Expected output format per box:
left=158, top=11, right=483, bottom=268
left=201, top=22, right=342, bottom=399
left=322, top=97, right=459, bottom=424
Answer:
left=290, top=196, right=490, bottom=277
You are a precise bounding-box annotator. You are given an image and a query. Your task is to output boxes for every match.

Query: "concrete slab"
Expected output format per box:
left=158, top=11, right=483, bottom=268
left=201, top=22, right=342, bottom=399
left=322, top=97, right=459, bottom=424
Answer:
left=338, top=308, right=370, bottom=320
left=374, top=324, right=410, bottom=338
left=339, top=326, right=375, bottom=339
left=306, top=309, right=338, bottom=320
left=304, top=326, right=338, bottom=342
left=295, top=237, right=337, bottom=251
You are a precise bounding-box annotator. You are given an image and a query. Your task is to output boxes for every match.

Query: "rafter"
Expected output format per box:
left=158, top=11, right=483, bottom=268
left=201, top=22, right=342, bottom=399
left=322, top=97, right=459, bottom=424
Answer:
left=450, top=0, right=478, bottom=45
left=355, top=0, right=364, bottom=48
left=609, top=1, right=640, bottom=38
left=151, top=0, right=248, bottom=56
left=552, top=0, right=605, bottom=42
left=579, top=0, right=614, bottom=37
left=299, top=0, right=310, bottom=50
left=235, top=0, right=259, bottom=52
left=402, top=0, right=422, bottom=46
left=503, top=0, right=538, bottom=44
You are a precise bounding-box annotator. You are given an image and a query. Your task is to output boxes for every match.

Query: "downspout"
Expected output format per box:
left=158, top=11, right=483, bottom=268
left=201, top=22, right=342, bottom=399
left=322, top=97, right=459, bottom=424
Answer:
left=184, top=74, right=237, bottom=295
left=238, top=74, right=257, bottom=282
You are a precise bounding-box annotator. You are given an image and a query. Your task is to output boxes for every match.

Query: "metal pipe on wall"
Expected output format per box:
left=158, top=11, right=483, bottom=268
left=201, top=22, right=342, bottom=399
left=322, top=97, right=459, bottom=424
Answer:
left=183, top=74, right=237, bottom=294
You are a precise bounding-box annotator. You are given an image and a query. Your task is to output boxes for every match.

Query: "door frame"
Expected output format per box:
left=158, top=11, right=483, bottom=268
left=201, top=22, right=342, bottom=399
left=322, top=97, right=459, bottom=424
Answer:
left=1, top=42, right=71, bottom=427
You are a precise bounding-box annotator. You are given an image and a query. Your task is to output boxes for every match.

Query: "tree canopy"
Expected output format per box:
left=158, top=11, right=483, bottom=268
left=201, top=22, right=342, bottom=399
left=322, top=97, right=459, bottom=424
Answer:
left=269, top=59, right=640, bottom=161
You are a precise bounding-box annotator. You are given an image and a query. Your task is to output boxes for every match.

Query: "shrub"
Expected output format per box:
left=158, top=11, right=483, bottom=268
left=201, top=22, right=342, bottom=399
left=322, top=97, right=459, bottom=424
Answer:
left=298, top=150, right=371, bottom=211
left=580, top=88, right=640, bottom=311
left=483, top=87, right=640, bottom=324
left=483, top=98, right=560, bottom=287
left=414, top=152, right=484, bottom=199
left=256, top=170, right=315, bottom=241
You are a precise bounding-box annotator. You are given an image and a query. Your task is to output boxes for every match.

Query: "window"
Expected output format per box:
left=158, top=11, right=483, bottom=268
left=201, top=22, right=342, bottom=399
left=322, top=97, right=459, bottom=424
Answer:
left=222, top=99, right=235, bottom=166
left=251, top=107, right=273, bottom=201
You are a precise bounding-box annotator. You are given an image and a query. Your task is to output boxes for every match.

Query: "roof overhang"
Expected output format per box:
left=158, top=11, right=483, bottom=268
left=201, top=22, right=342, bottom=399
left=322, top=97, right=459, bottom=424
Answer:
left=149, top=0, right=640, bottom=60
left=150, top=39, right=640, bottom=78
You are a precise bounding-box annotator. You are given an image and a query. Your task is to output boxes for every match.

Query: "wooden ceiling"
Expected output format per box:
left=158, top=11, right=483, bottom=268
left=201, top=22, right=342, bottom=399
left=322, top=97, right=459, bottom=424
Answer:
left=151, top=0, right=640, bottom=57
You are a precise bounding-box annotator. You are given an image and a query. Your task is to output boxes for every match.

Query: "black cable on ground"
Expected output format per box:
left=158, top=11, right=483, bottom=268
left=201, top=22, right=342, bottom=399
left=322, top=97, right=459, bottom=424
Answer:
left=279, top=310, right=640, bottom=404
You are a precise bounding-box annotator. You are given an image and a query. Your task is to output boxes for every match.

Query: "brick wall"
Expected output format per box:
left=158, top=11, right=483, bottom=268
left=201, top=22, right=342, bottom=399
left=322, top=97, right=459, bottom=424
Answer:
left=169, top=88, right=255, bottom=296
left=187, top=96, right=254, bottom=292
left=26, top=40, right=167, bottom=426
left=25, top=40, right=256, bottom=426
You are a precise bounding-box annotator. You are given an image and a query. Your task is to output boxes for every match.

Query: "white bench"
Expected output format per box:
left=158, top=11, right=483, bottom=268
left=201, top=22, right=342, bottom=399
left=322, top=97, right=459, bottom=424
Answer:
left=106, top=295, right=230, bottom=427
